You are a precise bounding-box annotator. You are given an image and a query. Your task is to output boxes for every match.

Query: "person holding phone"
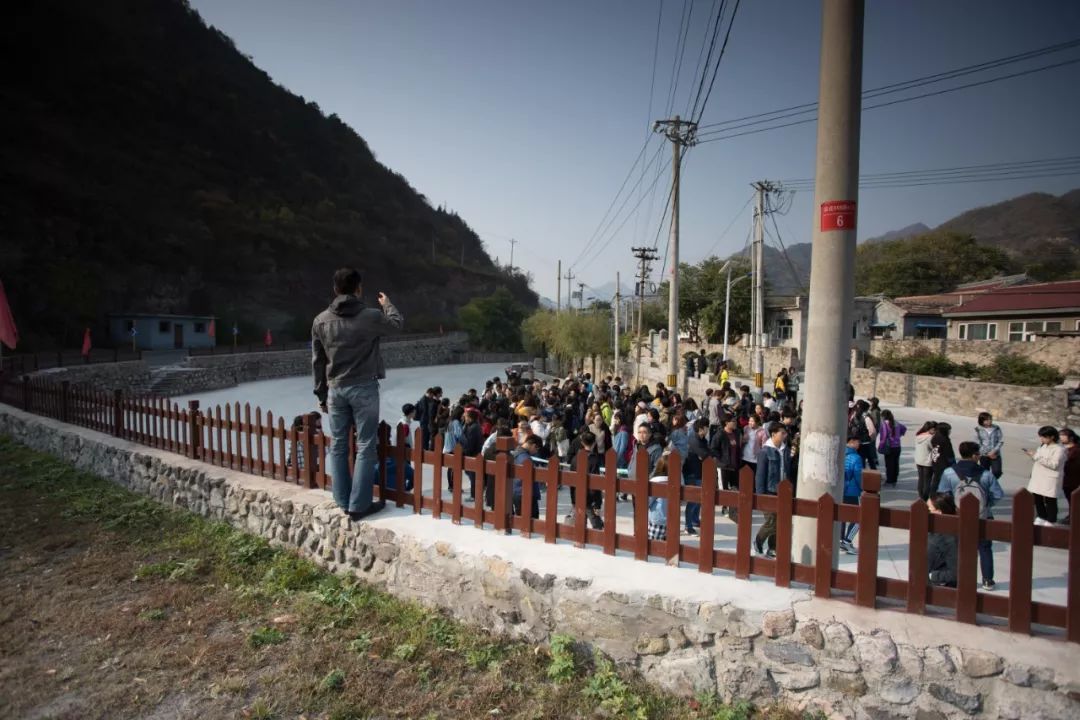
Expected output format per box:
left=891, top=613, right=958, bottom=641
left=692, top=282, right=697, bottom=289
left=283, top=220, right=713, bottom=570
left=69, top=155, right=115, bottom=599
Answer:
left=312, top=268, right=404, bottom=521
left=1025, top=426, right=1066, bottom=525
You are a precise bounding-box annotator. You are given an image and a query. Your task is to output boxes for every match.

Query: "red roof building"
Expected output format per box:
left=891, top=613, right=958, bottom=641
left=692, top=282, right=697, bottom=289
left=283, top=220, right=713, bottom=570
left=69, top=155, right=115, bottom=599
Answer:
left=941, top=280, right=1080, bottom=342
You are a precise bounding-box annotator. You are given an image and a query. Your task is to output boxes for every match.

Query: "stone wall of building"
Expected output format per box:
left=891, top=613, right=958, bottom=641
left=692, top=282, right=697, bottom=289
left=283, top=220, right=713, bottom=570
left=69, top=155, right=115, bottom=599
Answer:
left=2, top=404, right=1076, bottom=719
left=852, top=368, right=1070, bottom=426
left=868, top=337, right=1080, bottom=375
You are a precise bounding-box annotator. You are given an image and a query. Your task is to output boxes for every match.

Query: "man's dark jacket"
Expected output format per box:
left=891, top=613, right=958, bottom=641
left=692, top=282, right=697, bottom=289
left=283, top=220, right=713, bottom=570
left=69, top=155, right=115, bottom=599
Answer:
left=312, top=295, right=403, bottom=404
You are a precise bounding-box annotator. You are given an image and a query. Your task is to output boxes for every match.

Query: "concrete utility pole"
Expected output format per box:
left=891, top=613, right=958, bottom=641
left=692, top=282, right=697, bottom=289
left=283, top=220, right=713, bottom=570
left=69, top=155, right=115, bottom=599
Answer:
left=508, top=238, right=517, bottom=270
left=794, top=0, right=865, bottom=566
left=653, top=115, right=697, bottom=389
left=557, top=260, right=562, bottom=314
left=750, top=181, right=777, bottom=399
left=631, top=246, right=659, bottom=388
left=577, top=282, right=586, bottom=312
left=563, top=268, right=576, bottom=312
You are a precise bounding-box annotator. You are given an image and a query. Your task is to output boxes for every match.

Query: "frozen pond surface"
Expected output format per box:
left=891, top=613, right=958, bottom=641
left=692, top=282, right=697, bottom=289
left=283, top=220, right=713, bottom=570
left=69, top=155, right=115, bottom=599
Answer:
left=174, top=362, right=512, bottom=426
left=175, top=365, right=1068, bottom=609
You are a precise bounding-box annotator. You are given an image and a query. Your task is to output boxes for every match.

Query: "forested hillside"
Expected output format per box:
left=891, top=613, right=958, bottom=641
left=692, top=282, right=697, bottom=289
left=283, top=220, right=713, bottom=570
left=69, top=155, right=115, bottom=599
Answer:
left=0, top=0, right=535, bottom=348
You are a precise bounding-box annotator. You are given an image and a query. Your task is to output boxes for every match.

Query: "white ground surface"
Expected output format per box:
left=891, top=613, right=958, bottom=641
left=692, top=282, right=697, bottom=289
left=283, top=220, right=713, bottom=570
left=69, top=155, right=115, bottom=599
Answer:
left=174, top=365, right=1069, bottom=609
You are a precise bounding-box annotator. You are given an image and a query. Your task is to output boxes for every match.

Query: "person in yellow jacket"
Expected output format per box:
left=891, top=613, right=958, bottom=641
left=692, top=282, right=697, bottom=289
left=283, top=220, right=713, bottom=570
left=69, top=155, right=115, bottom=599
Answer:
left=774, top=369, right=787, bottom=400
left=719, top=362, right=730, bottom=386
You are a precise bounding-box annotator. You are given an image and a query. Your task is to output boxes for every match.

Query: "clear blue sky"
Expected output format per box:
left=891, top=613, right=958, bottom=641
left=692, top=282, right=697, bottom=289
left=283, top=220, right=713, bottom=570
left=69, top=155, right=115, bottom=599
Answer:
left=189, top=0, right=1080, bottom=302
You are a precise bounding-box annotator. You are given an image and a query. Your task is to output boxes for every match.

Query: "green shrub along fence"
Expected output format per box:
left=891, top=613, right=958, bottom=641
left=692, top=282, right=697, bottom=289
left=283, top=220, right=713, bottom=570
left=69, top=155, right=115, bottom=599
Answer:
left=868, top=348, right=1064, bottom=387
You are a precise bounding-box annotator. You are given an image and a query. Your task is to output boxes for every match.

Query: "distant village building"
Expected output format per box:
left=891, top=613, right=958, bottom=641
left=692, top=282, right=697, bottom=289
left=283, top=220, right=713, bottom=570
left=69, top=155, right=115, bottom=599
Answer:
left=765, top=295, right=878, bottom=361
left=942, top=279, right=1080, bottom=341
left=871, top=274, right=1030, bottom=340
left=107, top=313, right=216, bottom=350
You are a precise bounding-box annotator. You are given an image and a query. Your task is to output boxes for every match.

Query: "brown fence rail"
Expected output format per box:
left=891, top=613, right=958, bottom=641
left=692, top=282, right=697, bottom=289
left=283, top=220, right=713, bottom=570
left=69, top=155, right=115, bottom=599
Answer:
left=2, top=372, right=1076, bottom=644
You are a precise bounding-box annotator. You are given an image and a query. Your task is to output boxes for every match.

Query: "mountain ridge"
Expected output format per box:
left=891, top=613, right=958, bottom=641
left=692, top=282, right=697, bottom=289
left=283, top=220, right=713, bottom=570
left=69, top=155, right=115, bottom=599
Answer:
left=0, top=0, right=536, bottom=348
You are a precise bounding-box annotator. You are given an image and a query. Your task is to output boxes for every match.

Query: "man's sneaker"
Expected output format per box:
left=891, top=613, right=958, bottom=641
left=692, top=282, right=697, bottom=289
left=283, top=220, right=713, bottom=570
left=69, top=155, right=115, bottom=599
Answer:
left=764, top=548, right=776, bottom=559
left=1034, top=517, right=1053, bottom=527
left=842, top=542, right=858, bottom=556
left=563, top=513, right=575, bottom=525
left=686, top=526, right=698, bottom=536
left=982, top=579, right=996, bottom=590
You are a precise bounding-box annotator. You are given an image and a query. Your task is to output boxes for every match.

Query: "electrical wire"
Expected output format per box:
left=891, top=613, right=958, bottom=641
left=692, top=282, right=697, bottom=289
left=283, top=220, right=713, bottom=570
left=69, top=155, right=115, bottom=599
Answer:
left=697, top=37, right=1080, bottom=132
left=663, top=0, right=694, bottom=117
left=569, top=137, right=663, bottom=269
left=701, top=194, right=754, bottom=259
left=686, top=0, right=726, bottom=122
left=693, top=0, right=742, bottom=126
left=695, top=56, right=1080, bottom=144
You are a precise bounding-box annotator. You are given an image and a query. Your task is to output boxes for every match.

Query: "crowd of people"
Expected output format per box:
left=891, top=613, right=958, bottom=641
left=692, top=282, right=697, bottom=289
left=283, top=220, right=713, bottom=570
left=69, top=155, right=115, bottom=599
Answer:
left=392, top=365, right=1079, bottom=590
left=307, top=267, right=1077, bottom=596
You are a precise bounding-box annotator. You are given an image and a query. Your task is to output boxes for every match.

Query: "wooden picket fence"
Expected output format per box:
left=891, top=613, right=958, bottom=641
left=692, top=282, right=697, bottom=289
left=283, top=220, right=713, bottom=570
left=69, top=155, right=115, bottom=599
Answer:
left=2, top=372, right=1077, bottom=643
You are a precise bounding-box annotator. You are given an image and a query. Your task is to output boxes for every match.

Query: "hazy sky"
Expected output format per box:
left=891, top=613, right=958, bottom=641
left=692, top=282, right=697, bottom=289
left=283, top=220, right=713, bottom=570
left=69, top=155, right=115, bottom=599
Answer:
left=189, top=0, right=1080, bottom=302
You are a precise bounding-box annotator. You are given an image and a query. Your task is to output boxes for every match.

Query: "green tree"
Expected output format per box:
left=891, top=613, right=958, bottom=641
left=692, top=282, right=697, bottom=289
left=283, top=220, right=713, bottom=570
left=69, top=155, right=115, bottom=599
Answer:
left=855, top=232, right=1015, bottom=296
left=458, top=287, right=528, bottom=351
left=656, top=256, right=752, bottom=342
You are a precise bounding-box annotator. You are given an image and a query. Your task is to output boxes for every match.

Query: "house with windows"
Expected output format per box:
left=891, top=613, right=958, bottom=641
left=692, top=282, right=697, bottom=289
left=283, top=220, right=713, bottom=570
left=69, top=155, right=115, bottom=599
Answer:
left=107, top=313, right=217, bottom=350
left=941, top=279, right=1080, bottom=342
left=870, top=275, right=1031, bottom=340
left=766, top=295, right=878, bottom=361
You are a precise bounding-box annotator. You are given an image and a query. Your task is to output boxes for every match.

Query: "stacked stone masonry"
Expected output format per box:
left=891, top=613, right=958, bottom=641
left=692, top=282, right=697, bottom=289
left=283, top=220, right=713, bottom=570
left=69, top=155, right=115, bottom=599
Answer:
left=1, top=405, right=1076, bottom=719
left=852, top=368, right=1069, bottom=426
left=869, top=338, right=1080, bottom=376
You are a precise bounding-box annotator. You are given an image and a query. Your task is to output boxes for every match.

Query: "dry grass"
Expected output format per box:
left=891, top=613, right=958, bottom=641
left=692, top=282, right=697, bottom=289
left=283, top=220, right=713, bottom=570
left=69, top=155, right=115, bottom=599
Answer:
left=0, top=436, right=820, bottom=720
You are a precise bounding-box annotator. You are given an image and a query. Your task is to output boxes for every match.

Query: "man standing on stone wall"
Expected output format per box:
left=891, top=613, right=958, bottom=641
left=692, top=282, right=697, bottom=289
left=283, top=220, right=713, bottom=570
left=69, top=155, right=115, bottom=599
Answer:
left=313, top=268, right=404, bottom=520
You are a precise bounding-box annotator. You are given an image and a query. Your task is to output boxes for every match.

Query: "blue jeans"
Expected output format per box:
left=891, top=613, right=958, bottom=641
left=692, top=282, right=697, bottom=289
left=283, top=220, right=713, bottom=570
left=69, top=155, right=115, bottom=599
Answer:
left=328, top=381, right=380, bottom=513
left=684, top=476, right=702, bottom=530
left=841, top=495, right=860, bottom=544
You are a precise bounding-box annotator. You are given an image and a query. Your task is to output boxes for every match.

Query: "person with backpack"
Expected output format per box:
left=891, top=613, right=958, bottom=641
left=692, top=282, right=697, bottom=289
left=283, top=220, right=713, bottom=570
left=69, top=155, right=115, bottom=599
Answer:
left=877, top=409, right=906, bottom=487
left=913, top=421, right=938, bottom=501
left=937, top=441, right=1004, bottom=590
left=975, top=412, right=1004, bottom=479
left=840, top=435, right=863, bottom=555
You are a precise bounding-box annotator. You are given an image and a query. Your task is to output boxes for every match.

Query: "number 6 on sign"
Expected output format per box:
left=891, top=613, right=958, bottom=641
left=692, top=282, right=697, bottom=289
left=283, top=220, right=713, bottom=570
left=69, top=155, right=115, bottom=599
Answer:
left=820, top=201, right=856, bottom=231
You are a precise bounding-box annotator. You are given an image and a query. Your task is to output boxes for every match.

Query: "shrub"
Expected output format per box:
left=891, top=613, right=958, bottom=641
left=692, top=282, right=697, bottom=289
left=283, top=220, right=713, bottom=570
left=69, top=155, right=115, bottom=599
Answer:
left=248, top=627, right=286, bottom=647
left=546, top=634, right=577, bottom=683
left=975, top=354, right=1064, bottom=386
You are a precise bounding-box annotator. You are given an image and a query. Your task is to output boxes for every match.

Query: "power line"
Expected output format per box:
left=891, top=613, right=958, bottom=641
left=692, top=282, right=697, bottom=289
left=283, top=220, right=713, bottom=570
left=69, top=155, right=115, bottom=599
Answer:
left=781, top=155, right=1080, bottom=183
left=633, top=0, right=667, bottom=249
left=693, top=0, right=742, bottom=126
left=686, top=0, right=726, bottom=121
left=766, top=212, right=808, bottom=295
left=697, top=37, right=1080, bottom=132
left=663, top=0, right=694, bottom=117
left=695, top=56, right=1080, bottom=144
left=701, top=194, right=754, bottom=259
left=569, top=137, right=663, bottom=269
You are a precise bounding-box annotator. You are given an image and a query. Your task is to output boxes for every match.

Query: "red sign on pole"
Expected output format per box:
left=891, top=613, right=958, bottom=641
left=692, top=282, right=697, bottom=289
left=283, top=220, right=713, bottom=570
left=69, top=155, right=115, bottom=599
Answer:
left=820, top=201, right=857, bottom=231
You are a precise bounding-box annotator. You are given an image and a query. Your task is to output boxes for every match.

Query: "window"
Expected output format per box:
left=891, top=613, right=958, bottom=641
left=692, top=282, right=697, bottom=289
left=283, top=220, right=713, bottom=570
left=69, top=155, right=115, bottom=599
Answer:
left=1045, top=321, right=1061, bottom=333
left=159, top=321, right=171, bottom=333
left=126, top=320, right=135, bottom=333
left=959, top=322, right=996, bottom=340
left=1009, top=320, right=1060, bottom=342
left=1008, top=321, right=1024, bottom=342
left=775, top=319, right=793, bottom=341
left=194, top=322, right=206, bottom=333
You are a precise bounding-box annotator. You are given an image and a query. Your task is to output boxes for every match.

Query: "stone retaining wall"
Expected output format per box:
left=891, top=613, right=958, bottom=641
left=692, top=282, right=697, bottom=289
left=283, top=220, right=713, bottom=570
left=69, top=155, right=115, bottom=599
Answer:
left=24, top=360, right=151, bottom=391
left=1, top=404, right=1076, bottom=719
left=869, top=337, right=1080, bottom=375
left=852, top=368, right=1069, bottom=426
